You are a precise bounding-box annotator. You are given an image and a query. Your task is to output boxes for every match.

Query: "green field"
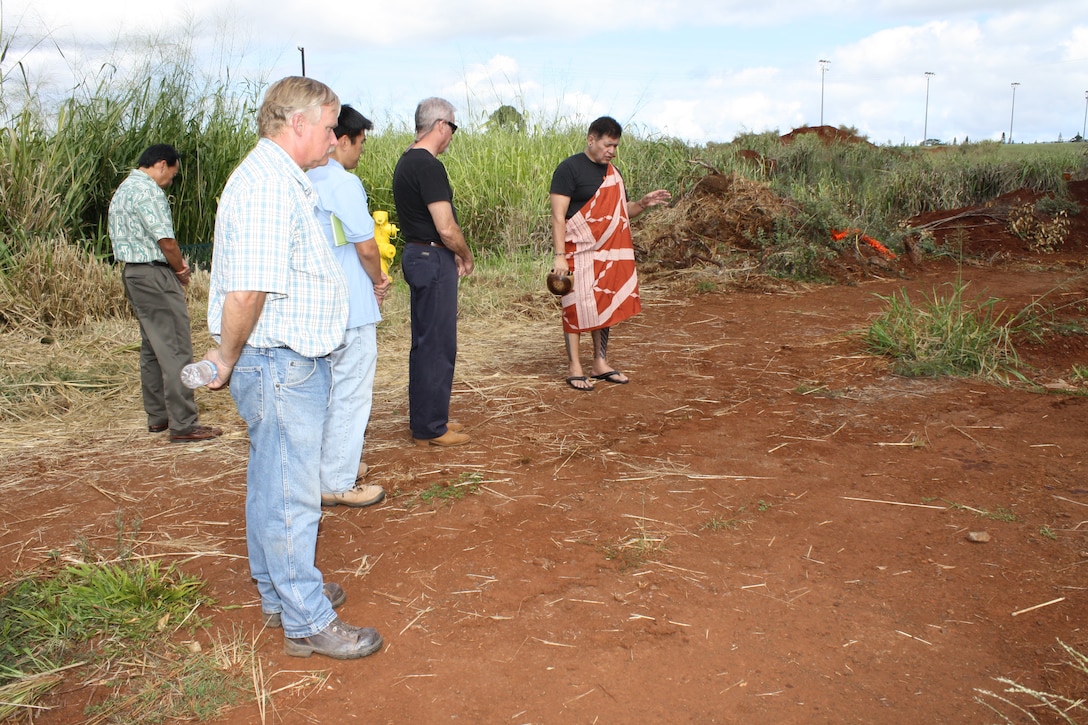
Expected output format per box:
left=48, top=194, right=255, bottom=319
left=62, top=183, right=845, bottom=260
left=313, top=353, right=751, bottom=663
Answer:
left=2, top=40, right=1086, bottom=328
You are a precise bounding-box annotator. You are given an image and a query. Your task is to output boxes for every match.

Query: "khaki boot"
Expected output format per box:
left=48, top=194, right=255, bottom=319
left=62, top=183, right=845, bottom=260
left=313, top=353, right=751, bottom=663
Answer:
left=413, top=430, right=471, bottom=447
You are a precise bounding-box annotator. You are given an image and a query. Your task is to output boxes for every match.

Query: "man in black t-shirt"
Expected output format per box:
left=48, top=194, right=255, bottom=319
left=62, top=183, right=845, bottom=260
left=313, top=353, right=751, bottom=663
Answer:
left=392, top=97, right=475, bottom=446
left=549, top=116, right=671, bottom=391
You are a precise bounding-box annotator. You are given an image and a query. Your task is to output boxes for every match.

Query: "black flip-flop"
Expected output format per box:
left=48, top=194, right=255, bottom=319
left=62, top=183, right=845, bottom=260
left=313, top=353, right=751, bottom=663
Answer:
left=591, top=370, right=629, bottom=385
left=566, top=376, right=594, bottom=391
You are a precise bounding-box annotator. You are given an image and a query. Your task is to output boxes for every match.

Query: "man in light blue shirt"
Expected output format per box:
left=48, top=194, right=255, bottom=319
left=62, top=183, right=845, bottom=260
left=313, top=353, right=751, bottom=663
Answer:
left=307, top=105, right=391, bottom=508
left=203, top=77, right=382, bottom=661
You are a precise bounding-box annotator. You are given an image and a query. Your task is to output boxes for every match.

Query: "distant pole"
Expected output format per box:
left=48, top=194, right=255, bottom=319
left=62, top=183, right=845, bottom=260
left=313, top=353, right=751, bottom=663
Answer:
left=1008, top=82, right=1020, bottom=143
left=1082, top=90, right=1087, bottom=139
left=923, top=71, right=935, bottom=144
left=819, top=59, right=831, bottom=126
left=298, top=47, right=306, bottom=77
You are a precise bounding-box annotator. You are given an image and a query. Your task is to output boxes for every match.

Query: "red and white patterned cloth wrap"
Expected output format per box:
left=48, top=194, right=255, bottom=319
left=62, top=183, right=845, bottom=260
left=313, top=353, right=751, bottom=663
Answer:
left=560, top=164, right=641, bottom=333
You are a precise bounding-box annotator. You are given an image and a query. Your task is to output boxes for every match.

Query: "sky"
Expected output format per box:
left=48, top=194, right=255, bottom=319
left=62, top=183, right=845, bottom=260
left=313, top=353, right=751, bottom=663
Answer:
left=4, top=0, right=1088, bottom=145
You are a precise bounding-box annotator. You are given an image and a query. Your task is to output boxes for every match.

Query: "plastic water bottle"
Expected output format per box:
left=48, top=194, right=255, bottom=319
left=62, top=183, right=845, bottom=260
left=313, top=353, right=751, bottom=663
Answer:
left=180, top=360, right=217, bottom=389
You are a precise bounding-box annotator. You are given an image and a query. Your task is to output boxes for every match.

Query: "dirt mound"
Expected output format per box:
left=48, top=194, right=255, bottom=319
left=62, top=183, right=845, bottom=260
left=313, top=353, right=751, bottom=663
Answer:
left=636, top=165, right=1088, bottom=283
left=637, top=172, right=793, bottom=268
left=905, top=180, right=1088, bottom=262
left=780, top=125, right=872, bottom=145
left=637, top=171, right=900, bottom=283
left=734, top=149, right=778, bottom=174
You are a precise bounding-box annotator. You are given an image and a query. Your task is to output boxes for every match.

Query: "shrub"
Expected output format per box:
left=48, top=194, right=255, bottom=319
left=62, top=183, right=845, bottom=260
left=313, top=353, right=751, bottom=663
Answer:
left=864, top=280, right=1018, bottom=379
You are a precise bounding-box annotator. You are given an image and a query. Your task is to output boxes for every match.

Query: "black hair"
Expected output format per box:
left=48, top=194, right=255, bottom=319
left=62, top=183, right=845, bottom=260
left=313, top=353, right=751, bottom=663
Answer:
left=587, top=116, right=622, bottom=139
left=137, top=144, right=180, bottom=169
left=335, top=104, right=374, bottom=140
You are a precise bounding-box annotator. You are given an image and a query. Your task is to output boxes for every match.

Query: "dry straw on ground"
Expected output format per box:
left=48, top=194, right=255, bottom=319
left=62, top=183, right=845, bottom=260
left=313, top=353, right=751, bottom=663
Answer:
left=0, top=252, right=564, bottom=450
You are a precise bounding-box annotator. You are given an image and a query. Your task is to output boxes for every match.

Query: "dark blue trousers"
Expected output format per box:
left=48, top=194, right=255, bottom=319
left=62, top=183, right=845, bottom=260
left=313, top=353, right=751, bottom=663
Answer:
left=402, top=243, right=458, bottom=439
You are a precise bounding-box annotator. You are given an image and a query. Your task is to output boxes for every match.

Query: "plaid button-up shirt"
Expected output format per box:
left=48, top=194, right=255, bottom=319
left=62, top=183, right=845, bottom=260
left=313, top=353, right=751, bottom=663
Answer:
left=208, top=139, right=347, bottom=358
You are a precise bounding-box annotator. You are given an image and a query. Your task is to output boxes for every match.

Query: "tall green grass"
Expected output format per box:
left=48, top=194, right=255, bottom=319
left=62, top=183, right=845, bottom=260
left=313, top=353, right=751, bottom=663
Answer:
left=0, top=35, right=261, bottom=266
left=2, top=27, right=1087, bottom=324
left=358, top=126, right=694, bottom=259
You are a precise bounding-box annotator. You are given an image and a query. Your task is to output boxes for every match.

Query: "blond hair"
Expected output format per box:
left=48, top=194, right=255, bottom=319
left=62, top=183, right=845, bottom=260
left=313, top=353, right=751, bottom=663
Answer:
left=258, top=76, right=340, bottom=138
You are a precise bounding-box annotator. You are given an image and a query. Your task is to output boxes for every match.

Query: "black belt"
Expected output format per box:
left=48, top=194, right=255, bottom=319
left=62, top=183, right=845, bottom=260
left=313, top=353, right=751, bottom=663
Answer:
left=407, top=241, right=445, bottom=248
left=125, top=261, right=171, bottom=267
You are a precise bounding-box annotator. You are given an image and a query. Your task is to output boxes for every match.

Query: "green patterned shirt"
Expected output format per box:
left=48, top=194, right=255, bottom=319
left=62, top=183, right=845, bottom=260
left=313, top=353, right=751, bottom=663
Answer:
left=107, top=169, right=175, bottom=263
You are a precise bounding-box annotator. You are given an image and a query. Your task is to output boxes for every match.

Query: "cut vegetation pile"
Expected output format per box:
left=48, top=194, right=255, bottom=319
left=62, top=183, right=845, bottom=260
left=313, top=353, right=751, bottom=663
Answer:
left=637, top=172, right=794, bottom=269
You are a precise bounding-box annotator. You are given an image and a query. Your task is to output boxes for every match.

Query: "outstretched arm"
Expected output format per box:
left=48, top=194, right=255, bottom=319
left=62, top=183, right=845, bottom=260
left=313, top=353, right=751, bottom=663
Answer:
left=626, top=189, right=672, bottom=219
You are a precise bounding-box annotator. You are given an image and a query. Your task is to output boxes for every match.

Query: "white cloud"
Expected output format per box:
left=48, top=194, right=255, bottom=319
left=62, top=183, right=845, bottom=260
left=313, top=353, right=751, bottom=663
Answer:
left=3, top=0, right=1088, bottom=143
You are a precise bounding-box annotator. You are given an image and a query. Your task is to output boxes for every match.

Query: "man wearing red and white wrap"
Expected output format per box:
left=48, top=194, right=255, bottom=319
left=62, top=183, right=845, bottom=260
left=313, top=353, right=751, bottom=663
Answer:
left=549, top=116, right=671, bottom=391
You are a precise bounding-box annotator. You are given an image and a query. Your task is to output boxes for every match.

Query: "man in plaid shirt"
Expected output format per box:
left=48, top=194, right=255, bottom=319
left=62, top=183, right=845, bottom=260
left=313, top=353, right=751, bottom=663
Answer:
left=203, top=77, right=382, bottom=660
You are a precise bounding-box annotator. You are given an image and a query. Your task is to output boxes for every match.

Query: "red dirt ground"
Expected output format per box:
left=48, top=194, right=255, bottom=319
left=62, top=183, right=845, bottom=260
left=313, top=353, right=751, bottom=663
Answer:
left=4, top=186, right=1088, bottom=724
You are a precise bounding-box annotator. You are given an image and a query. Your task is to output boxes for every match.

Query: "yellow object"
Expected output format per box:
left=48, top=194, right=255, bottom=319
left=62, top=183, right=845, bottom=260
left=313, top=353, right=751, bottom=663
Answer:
left=372, top=210, right=398, bottom=275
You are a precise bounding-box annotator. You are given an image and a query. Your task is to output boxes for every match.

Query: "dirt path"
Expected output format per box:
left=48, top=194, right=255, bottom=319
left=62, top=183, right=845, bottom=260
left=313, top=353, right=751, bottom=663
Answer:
left=4, top=262, right=1087, bottom=723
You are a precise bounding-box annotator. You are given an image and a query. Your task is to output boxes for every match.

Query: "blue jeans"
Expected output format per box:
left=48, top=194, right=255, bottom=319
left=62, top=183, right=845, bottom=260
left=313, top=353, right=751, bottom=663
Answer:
left=230, top=346, right=336, bottom=638
left=321, top=324, right=377, bottom=494
left=402, top=243, right=458, bottom=439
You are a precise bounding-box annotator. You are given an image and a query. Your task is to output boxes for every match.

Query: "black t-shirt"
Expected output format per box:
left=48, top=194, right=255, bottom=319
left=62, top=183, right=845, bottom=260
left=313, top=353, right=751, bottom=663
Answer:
left=392, top=147, right=457, bottom=243
left=550, top=153, right=610, bottom=219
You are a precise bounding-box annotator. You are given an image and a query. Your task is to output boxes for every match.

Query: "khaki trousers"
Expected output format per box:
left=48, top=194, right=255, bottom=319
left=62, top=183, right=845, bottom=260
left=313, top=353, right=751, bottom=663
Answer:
left=121, top=264, right=198, bottom=432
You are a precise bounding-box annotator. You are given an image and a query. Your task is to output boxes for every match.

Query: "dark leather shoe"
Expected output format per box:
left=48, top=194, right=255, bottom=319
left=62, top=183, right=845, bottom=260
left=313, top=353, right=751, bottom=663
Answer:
left=148, top=423, right=168, bottom=433
left=169, top=424, right=223, bottom=443
left=263, top=582, right=346, bottom=629
left=283, top=616, right=383, bottom=659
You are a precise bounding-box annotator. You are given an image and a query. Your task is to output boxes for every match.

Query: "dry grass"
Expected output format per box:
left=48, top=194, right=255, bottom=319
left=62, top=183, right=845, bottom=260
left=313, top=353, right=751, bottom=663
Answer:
left=0, top=239, right=129, bottom=330
left=0, top=253, right=565, bottom=455
left=0, top=220, right=764, bottom=451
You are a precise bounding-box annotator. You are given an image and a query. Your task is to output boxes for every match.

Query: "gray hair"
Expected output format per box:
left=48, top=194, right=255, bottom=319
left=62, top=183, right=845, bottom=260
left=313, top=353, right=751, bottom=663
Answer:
left=414, top=97, right=456, bottom=137
left=258, top=76, right=340, bottom=138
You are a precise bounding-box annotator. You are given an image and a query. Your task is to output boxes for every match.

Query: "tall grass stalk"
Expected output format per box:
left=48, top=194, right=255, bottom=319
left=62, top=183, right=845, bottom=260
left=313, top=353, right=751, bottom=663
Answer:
left=2, top=25, right=1087, bottom=324
left=0, top=30, right=260, bottom=266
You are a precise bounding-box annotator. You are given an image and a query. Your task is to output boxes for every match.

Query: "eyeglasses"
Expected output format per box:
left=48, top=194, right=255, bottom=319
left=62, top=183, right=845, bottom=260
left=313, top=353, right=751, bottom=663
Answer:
left=443, top=119, right=458, bottom=135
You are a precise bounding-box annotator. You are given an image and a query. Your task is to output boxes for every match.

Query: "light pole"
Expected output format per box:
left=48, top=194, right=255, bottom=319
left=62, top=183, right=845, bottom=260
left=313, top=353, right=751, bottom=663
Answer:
left=923, top=71, right=935, bottom=144
left=819, top=59, right=830, bottom=126
left=1008, top=82, right=1020, bottom=143
left=1082, top=90, right=1087, bottom=139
